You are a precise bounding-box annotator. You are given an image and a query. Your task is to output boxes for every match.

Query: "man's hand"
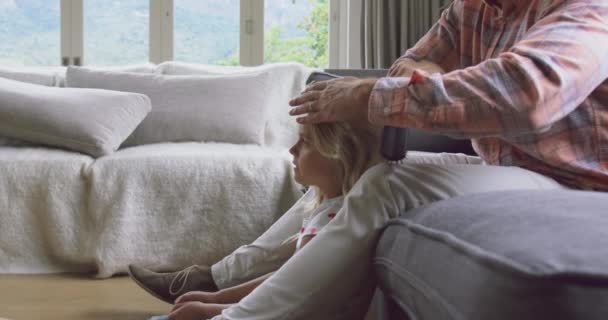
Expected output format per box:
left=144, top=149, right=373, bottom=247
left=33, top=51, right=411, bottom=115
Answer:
left=389, top=58, right=445, bottom=77
left=288, top=77, right=378, bottom=128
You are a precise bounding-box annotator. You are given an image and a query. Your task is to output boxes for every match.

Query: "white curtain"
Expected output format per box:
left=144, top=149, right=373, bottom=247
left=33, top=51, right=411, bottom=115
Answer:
left=360, top=0, right=452, bottom=68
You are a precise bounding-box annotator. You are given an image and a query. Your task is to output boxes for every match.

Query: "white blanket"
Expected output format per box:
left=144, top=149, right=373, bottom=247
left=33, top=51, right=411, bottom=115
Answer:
left=0, top=143, right=303, bottom=278
left=0, top=147, right=94, bottom=274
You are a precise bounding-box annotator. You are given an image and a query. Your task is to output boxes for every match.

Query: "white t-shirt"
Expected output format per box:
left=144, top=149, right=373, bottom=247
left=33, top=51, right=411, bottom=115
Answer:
left=295, top=194, right=344, bottom=251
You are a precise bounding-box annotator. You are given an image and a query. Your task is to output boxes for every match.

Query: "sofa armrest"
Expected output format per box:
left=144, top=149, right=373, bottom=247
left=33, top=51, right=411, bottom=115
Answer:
left=374, top=190, right=608, bottom=320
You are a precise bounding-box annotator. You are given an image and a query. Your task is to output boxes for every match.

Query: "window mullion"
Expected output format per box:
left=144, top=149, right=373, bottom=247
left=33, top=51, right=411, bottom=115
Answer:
left=60, top=0, right=72, bottom=66
left=346, top=0, right=362, bottom=69
left=240, top=0, right=263, bottom=66
left=60, top=0, right=82, bottom=66
left=71, top=0, right=83, bottom=65
left=328, top=0, right=341, bottom=68
left=150, top=0, right=173, bottom=64
left=161, top=0, right=174, bottom=62
left=150, top=0, right=161, bottom=63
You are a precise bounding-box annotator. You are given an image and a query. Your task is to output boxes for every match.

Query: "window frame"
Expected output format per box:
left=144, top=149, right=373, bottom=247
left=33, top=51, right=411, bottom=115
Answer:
left=57, top=0, right=341, bottom=67
left=61, top=0, right=83, bottom=66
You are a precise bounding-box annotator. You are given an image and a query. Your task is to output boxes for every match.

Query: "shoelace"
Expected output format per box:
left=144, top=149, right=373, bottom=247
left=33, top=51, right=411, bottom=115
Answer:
left=169, top=265, right=196, bottom=296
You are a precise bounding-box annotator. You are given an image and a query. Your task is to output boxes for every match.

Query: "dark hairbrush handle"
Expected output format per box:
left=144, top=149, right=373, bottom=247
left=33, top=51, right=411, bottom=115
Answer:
left=381, top=126, right=408, bottom=162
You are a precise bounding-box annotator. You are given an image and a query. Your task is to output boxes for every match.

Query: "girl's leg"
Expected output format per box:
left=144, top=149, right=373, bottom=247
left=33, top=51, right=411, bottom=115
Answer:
left=177, top=272, right=275, bottom=304
left=211, top=188, right=315, bottom=289
left=215, top=157, right=566, bottom=319
left=211, top=152, right=481, bottom=290
left=130, top=189, right=313, bottom=301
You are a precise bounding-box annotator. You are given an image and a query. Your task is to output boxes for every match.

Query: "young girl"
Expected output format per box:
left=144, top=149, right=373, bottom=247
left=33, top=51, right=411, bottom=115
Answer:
left=161, top=121, right=381, bottom=320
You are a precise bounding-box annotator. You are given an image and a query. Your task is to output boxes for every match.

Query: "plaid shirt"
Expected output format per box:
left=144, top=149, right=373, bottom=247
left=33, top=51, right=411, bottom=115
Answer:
left=369, top=0, right=608, bottom=191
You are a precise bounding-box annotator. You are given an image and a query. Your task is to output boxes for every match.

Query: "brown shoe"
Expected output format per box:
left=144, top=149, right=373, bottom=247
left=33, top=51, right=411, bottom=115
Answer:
left=128, top=264, right=219, bottom=304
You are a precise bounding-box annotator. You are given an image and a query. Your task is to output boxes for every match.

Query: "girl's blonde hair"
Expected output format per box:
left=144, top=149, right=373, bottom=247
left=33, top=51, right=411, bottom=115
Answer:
left=282, top=121, right=382, bottom=246
left=306, top=121, right=382, bottom=208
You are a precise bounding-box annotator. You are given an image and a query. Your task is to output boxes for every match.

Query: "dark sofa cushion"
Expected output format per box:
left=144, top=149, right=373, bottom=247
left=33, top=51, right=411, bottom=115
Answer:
left=374, top=190, right=608, bottom=320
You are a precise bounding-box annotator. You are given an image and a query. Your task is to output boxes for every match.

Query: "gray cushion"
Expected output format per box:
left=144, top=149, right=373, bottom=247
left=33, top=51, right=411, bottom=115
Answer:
left=374, top=190, right=608, bottom=320
left=0, top=77, right=151, bottom=157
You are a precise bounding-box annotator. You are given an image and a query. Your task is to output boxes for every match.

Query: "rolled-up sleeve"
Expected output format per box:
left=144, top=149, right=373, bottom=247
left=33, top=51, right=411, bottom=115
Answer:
left=370, top=3, right=608, bottom=139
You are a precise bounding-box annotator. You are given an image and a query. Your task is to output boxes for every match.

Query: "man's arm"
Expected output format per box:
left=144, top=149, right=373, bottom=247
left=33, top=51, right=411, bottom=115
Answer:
left=388, top=1, right=461, bottom=77
left=369, top=2, right=608, bottom=138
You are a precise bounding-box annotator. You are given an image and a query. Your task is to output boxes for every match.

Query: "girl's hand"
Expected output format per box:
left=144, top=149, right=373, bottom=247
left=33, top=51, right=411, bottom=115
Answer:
left=174, top=291, right=217, bottom=305
left=288, top=77, right=377, bottom=128
left=169, top=301, right=222, bottom=320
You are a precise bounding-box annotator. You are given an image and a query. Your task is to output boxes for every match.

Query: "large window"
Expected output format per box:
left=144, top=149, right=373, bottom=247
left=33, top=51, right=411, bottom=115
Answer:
left=174, top=0, right=239, bottom=65
left=84, top=0, right=149, bottom=65
left=264, top=0, right=328, bottom=68
left=0, top=0, right=332, bottom=67
left=0, top=0, right=61, bottom=66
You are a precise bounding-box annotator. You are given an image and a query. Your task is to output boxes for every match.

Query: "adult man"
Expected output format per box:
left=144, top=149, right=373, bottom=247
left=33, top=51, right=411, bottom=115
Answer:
left=291, top=0, right=608, bottom=192
left=133, top=1, right=607, bottom=319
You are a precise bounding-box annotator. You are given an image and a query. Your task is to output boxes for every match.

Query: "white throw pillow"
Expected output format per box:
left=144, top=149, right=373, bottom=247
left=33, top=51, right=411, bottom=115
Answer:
left=87, top=63, right=157, bottom=73
left=0, top=77, right=151, bottom=157
left=66, top=66, right=270, bottom=146
left=55, top=63, right=157, bottom=87
left=156, top=61, right=313, bottom=149
left=0, top=64, right=157, bottom=88
left=156, top=61, right=248, bottom=75
left=0, top=66, right=65, bottom=87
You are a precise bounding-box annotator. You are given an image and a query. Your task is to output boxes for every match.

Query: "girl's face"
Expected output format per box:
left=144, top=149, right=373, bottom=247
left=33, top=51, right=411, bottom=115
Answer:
left=289, top=126, right=341, bottom=189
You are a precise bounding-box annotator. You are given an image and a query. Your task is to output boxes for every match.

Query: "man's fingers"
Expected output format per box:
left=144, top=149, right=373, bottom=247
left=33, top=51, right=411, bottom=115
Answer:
left=289, top=104, right=311, bottom=116
left=388, top=65, right=406, bottom=77
left=296, top=112, right=327, bottom=125
left=289, top=91, right=321, bottom=107
left=303, top=80, right=329, bottom=92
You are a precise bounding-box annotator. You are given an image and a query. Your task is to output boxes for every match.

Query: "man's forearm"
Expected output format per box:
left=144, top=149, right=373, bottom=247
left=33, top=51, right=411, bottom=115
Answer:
left=366, top=58, right=445, bottom=126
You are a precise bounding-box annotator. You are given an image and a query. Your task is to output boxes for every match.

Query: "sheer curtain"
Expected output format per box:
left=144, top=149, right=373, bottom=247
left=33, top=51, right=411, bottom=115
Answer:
left=360, top=0, right=452, bottom=68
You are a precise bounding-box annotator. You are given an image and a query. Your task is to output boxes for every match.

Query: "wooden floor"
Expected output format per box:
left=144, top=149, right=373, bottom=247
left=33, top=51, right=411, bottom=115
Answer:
left=0, top=273, right=170, bottom=320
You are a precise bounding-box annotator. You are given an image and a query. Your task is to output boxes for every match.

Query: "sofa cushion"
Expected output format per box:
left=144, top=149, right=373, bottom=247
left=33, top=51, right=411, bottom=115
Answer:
left=0, top=142, right=303, bottom=276
left=374, top=190, right=608, bottom=320
left=0, top=64, right=157, bottom=88
left=55, top=64, right=157, bottom=87
left=0, top=66, right=65, bottom=87
left=66, top=66, right=271, bottom=146
left=156, top=61, right=313, bottom=148
left=0, top=77, right=151, bottom=157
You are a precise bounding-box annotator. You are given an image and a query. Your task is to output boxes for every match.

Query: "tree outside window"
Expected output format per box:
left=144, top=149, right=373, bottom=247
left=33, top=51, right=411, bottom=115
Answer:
left=219, top=0, right=329, bottom=68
